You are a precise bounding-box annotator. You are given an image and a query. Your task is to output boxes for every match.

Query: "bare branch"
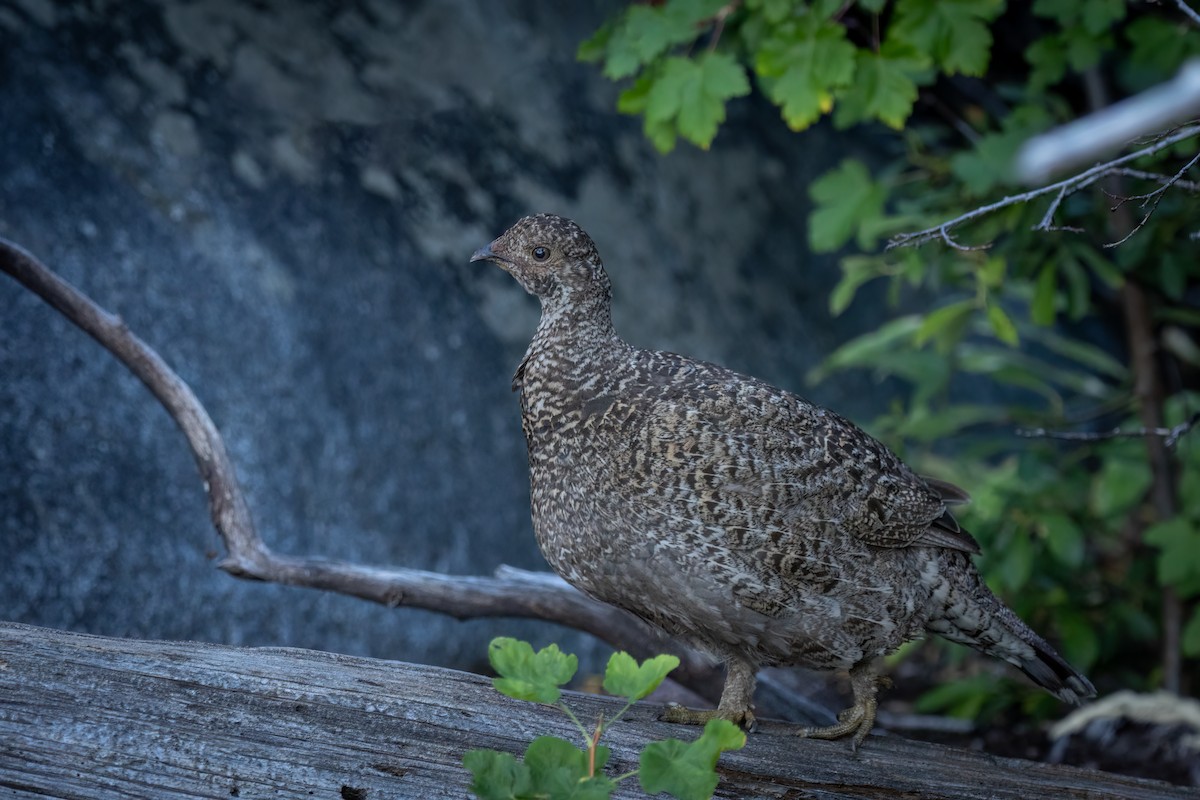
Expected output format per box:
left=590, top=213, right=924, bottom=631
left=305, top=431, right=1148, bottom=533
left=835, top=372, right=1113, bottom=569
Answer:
left=1016, top=411, right=1200, bottom=448
left=1111, top=167, right=1200, bottom=192
left=1034, top=185, right=1071, bottom=232
left=887, top=124, right=1200, bottom=251
left=1173, top=0, right=1200, bottom=28
left=1016, top=61, right=1200, bottom=183
left=0, top=236, right=825, bottom=719
left=1103, top=151, right=1200, bottom=247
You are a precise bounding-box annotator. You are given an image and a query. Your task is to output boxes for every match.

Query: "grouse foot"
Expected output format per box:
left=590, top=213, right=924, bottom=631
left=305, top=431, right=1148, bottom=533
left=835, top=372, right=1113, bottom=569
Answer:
left=796, top=662, right=885, bottom=749
left=660, top=704, right=757, bottom=731
left=659, top=656, right=757, bottom=731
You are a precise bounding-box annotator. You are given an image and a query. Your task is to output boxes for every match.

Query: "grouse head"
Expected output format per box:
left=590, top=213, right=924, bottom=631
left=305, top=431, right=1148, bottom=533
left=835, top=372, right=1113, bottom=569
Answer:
left=471, top=213, right=610, bottom=305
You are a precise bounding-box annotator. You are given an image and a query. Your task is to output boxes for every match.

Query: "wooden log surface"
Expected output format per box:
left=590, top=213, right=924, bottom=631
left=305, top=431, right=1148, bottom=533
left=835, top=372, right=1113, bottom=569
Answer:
left=0, top=621, right=1190, bottom=800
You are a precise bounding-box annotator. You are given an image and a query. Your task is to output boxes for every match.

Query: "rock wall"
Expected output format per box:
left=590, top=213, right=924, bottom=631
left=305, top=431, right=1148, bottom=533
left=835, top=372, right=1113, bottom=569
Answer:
left=0, top=0, right=883, bottom=671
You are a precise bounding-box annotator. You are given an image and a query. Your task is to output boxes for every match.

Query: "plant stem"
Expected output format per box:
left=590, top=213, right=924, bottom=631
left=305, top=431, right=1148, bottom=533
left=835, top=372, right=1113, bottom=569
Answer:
left=588, top=715, right=603, bottom=777
left=557, top=702, right=592, bottom=745
left=599, top=698, right=638, bottom=738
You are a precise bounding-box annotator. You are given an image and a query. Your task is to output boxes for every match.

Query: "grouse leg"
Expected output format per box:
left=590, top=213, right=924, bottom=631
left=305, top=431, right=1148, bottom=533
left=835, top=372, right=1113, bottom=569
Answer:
left=796, top=660, right=882, bottom=748
left=660, top=656, right=757, bottom=730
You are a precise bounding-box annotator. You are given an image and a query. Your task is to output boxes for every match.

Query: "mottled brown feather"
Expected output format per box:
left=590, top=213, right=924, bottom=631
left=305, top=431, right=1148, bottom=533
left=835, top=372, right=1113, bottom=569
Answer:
left=471, top=214, right=1096, bottom=732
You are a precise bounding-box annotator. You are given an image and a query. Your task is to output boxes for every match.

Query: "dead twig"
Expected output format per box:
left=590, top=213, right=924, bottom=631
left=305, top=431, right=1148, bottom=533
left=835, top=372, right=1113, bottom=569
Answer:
left=0, top=236, right=815, bottom=718
left=887, top=124, right=1200, bottom=250
left=1016, top=411, right=1200, bottom=449
left=1174, top=0, right=1200, bottom=28
left=1103, top=151, right=1200, bottom=247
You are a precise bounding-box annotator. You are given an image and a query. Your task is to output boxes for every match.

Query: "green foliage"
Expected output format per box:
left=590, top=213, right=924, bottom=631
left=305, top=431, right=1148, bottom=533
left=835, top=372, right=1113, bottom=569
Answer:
left=603, top=651, right=681, bottom=700
left=755, top=14, right=857, bottom=131
left=583, top=0, right=1200, bottom=723
left=889, top=0, right=1004, bottom=76
left=489, top=637, right=578, bottom=704
left=466, top=638, right=745, bottom=800
left=638, top=720, right=746, bottom=800
left=578, top=0, right=1009, bottom=152
left=808, top=159, right=889, bottom=252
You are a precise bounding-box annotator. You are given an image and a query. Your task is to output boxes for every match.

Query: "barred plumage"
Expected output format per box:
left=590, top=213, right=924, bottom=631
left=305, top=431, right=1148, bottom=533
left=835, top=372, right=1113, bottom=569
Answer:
left=471, top=213, right=1095, bottom=746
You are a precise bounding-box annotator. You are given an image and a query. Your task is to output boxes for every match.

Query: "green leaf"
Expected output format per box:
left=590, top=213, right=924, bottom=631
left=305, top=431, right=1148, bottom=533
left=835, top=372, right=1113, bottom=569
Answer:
left=808, top=314, right=922, bottom=381
left=808, top=159, right=887, bottom=252
left=602, top=4, right=695, bottom=78
left=617, top=74, right=653, bottom=114
left=1089, top=457, right=1151, bottom=519
left=810, top=317, right=952, bottom=389
left=621, top=75, right=680, bottom=152
left=1026, top=35, right=1067, bottom=90
left=464, top=749, right=532, bottom=800
left=834, top=40, right=931, bottom=129
left=950, top=127, right=1027, bottom=196
left=603, top=652, right=680, bottom=701
left=986, top=302, right=1019, bottom=347
left=577, top=22, right=614, bottom=64
left=891, top=0, right=1004, bottom=77
left=829, top=256, right=883, bottom=315
left=1144, top=517, right=1200, bottom=593
left=644, top=53, right=750, bottom=150
left=1031, top=263, right=1058, bottom=325
left=1055, top=608, right=1100, bottom=671
left=745, top=0, right=798, bottom=23
left=1035, top=0, right=1125, bottom=38
left=1041, top=512, right=1085, bottom=568
left=915, top=299, right=975, bottom=350
left=1123, top=16, right=1200, bottom=91
left=913, top=675, right=995, bottom=719
left=1070, top=242, right=1123, bottom=289
left=523, top=736, right=614, bottom=799
left=488, top=637, right=578, bottom=704
left=755, top=14, right=856, bottom=130
left=997, top=529, right=1034, bottom=591
left=1023, top=327, right=1129, bottom=381
left=639, top=719, right=746, bottom=800
left=893, top=403, right=1002, bottom=440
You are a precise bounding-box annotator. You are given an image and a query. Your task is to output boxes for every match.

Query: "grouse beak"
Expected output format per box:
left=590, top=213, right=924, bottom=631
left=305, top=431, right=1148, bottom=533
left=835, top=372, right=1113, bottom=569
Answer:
left=470, top=244, right=496, bottom=263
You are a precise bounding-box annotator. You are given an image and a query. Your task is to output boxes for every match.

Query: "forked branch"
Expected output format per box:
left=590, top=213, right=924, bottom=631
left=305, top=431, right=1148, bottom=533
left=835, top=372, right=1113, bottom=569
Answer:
left=886, top=124, right=1200, bottom=251
left=1, top=236, right=807, bottom=715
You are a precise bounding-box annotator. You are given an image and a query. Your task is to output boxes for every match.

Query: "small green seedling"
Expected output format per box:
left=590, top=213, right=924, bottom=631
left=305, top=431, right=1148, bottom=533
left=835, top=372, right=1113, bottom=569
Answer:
left=464, top=637, right=746, bottom=800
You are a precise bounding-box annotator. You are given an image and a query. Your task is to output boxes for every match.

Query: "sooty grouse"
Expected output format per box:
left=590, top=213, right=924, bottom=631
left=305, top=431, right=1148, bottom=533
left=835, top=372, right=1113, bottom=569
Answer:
left=471, top=213, right=1096, bottom=745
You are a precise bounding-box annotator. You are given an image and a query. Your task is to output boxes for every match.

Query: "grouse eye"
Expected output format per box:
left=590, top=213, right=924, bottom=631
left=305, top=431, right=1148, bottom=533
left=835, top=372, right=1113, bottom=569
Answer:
left=532, top=246, right=549, bottom=261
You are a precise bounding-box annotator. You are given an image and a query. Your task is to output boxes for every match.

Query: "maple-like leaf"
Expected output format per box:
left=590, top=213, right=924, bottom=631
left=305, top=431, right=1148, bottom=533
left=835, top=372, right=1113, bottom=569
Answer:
left=754, top=14, right=856, bottom=130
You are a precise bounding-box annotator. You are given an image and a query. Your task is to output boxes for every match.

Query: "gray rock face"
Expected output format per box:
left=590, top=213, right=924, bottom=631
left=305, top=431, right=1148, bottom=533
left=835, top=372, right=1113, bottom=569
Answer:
left=0, top=0, right=881, bottom=670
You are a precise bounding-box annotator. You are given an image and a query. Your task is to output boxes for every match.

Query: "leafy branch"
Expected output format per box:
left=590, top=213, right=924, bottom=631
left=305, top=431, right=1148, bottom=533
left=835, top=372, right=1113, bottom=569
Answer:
left=464, top=638, right=745, bottom=800
left=580, top=0, right=1002, bottom=151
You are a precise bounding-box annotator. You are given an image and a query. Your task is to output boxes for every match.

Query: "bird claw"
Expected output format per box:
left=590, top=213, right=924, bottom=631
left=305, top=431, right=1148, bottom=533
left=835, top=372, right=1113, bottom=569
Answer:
left=660, top=703, right=757, bottom=732
left=796, top=700, right=876, bottom=750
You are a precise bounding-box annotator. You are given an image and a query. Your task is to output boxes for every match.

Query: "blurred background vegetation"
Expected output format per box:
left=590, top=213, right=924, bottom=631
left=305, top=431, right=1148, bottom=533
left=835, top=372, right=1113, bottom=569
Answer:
left=580, top=0, right=1199, bottom=722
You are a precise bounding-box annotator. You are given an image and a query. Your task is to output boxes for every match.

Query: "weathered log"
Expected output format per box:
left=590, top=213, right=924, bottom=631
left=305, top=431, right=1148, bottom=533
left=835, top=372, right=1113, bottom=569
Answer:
left=0, top=622, right=1188, bottom=800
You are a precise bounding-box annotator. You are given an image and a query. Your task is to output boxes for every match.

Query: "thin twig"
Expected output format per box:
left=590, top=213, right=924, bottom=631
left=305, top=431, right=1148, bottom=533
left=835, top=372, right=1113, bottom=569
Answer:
left=1103, top=150, right=1200, bottom=247
left=1110, top=167, right=1200, bottom=192
left=887, top=124, right=1200, bottom=250
left=1016, top=411, right=1200, bottom=448
left=1174, top=0, right=1200, bottom=27
left=706, top=0, right=741, bottom=52
left=1033, top=185, right=1070, bottom=232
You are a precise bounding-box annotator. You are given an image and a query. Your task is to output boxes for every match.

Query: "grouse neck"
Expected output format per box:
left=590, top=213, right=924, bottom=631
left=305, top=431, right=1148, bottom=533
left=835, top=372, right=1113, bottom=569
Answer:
left=527, top=291, right=627, bottom=369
